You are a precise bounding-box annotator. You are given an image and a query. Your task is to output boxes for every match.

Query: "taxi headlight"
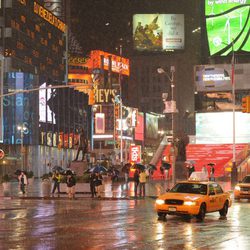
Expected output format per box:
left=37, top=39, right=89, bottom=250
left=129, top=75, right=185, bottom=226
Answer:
left=156, top=199, right=165, bottom=205
left=183, top=201, right=197, bottom=206
left=235, top=185, right=241, bottom=191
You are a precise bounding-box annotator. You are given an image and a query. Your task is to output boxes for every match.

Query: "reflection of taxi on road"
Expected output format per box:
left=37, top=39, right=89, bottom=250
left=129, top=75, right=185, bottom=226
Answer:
left=155, top=177, right=232, bottom=221
left=234, top=175, right=250, bottom=200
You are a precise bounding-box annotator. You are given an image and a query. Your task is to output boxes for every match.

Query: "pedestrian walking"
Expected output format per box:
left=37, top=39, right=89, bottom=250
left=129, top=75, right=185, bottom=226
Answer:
left=51, top=171, right=61, bottom=195
left=66, top=173, right=76, bottom=199
left=188, top=164, right=195, bottom=178
left=18, top=171, right=28, bottom=194
left=139, top=169, right=147, bottom=197
left=201, top=165, right=208, bottom=180
left=133, top=169, right=140, bottom=197
left=89, top=172, right=97, bottom=198
left=209, top=164, right=215, bottom=181
left=95, top=172, right=103, bottom=198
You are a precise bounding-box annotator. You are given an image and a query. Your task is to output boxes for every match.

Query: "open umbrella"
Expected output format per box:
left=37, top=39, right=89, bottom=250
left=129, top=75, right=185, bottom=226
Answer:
left=148, top=164, right=157, bottom=170
left=91, top=165, right=108, bottom=173
left=161, top=162, right=171, bottom=170
left=122, top=163, right=131, bottom=173
left=14, top=169, right=22, bottom=176
left=64, top=169, right=75, bottom=175
left=135, top=163, right=146, bottom=171
left=185, top=160, right=196, bottom=165
left=207, top=162, right=215, bottom=166
left=52, top=165, right=65, bottom=173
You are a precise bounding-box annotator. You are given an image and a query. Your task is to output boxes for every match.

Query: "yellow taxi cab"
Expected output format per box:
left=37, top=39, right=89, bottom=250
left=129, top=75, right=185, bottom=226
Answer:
left=234, top=175, right=250, bottom=200
left=155, top=174, right=232, bottom=221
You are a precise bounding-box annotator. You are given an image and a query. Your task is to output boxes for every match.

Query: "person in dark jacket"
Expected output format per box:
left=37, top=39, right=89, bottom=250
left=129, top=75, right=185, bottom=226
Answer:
left=66, top=174, right=76, bottom=199
left=134, top=169, right=140, bottom=197
left=89, top=173, right=97, bottom=198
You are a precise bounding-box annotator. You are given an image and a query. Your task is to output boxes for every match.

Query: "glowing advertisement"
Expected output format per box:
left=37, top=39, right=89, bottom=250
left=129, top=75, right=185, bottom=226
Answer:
left=196, top=112, right=250, bottom=144
left=205, top=0, right=250, bottom=56
left=195, top=64, right=250, bottom=91
left=146, top=113, right=158, bottom=139
left=130, top=145, right=142, bottom=163
left=95, top=113, right=105, bottom=134
left=133, top=14, right=184, bottom=51
left=135, top=112, right=144, bottom=141
left=39, top=83, right=56, bottom=124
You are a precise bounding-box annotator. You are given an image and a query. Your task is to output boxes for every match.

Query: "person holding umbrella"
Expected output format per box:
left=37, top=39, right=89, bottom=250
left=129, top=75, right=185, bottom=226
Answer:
left=139, top=169, right=147, bottom=197
left=18, top=171, right=28, bottom=194
left=208, top=163, right=215, bottom=181
left=66, top=171, right=76, bottom=199
left=133, top=169, right=140, bottom=197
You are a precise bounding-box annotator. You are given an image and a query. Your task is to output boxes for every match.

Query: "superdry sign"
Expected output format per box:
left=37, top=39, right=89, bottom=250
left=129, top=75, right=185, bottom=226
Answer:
left=130, top=145, right=141, bottom=164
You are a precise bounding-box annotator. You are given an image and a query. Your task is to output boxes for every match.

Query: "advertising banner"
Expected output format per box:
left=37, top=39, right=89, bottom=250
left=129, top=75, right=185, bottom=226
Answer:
left=95, top=113, right=105, bottom=134
left=205, top=0, right=250, bottom=56
left=196, top=112, right=250, bottom=144
left=133, top=14, right=184, bottom=52
left=135, top=112, right=144, bottom=141
left=194, top=64, right=250, bottom=92
left=146, top=113, right=158, bottom=139
left=130, top=145, right=141, bottom=164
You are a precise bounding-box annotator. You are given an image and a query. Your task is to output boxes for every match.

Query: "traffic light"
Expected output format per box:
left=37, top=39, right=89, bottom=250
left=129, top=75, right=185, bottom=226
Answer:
left=242, top=96, right=250, bottom=113
left=88, top=90, right=95, bottom=105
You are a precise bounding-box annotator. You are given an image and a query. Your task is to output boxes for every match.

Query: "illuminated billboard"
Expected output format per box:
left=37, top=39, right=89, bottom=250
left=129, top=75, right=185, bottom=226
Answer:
left=145, top=113, right=158, bottom=139
left=205, top=0, right=250, bottom=56
left=196, top=112, right=250, bottom=143
left=194, top=64, right=250, bottom=91
left=39, top=83, right=56, bottom=124
left=133, top=14, right=185, bottom=51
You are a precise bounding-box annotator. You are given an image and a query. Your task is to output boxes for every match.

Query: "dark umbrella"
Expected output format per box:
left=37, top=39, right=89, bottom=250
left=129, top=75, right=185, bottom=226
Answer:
left=135, top=163, right=146, bottom=171
left=92, top=165, right=108, bottom=173
left=52, top=165, right=65, bottom=173
left=64, top=169, right=74, bottom=175
left=207, top=162, right=215, bottom=166
left=14, top=169, right=22, bottom=176
left=122, top=163, right=131, bottom=172
left=161, top=162, right=171, bottom=170
left=148, top=164, right=157, bottom=170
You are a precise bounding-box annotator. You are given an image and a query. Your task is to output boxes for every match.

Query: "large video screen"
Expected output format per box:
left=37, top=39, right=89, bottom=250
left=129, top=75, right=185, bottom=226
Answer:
left=133, top=14, right=184, bottom=52
left=205, top=0, right=250, bottom=56
left=196, top=112, right=250, bottom=144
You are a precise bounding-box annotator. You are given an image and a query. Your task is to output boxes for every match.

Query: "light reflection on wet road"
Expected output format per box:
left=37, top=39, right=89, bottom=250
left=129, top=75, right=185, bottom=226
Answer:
left=1, top=198, right=250, bottom=249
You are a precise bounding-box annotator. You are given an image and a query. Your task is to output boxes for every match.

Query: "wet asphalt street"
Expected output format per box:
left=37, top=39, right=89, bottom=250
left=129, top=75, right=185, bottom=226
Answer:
left=1, top=197, right=250, bottom=250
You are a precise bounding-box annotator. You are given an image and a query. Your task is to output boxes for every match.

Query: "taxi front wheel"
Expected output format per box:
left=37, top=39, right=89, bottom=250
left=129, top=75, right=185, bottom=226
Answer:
left=157, top=212, right=166, bottom=219
left=219, top=201, right=229, bottom=217
left=196, top=203, right=206, bottom=221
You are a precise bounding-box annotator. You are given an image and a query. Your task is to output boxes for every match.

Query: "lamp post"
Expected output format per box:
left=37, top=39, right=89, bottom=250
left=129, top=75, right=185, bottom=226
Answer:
left=231, top=42, right=237, bottom=186
left=17, top=124, right=27, bottom=170
left=157, top=66, right=176, bottom=185
left=119, top=45, right=123, bottom=166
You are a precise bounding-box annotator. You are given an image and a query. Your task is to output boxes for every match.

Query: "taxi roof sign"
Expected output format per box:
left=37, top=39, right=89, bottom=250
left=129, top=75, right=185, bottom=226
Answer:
left=189, top=171, right=209, bottom=182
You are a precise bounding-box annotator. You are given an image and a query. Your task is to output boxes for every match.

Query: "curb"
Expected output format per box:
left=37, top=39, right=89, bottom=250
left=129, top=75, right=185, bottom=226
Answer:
left=0, top=195, right=158, bottom=201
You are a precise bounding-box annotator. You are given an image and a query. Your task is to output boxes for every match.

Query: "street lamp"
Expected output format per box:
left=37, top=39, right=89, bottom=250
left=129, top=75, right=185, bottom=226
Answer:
left=17, top=124, right=27, bottom=170
left=157, top=66, right=176, bottom=185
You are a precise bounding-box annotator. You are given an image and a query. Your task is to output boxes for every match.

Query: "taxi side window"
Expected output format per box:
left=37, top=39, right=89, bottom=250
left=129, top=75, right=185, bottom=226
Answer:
left=214, top=184, right=223, bottom=194
left=209, top=184, right=215, bottom=195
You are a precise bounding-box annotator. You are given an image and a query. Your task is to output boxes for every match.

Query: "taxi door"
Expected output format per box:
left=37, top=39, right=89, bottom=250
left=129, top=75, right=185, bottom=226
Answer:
left=213, top=183, right=226, bottom=210
left=207, top=184, right=218, bottom=212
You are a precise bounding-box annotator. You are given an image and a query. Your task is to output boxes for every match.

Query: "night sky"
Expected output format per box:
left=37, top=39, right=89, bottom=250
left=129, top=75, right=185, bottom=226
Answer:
left=70, top=0, right=201, bottom=57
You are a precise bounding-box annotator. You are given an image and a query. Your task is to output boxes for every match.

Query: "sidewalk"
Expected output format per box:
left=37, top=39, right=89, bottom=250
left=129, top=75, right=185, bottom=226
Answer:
left=0, top=178, right=233, bottom=200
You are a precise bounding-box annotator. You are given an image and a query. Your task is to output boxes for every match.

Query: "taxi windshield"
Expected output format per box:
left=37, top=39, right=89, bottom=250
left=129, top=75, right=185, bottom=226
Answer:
left=242, top=176, right=250, bottom=183
left=170, top=183, right=207, bottom=195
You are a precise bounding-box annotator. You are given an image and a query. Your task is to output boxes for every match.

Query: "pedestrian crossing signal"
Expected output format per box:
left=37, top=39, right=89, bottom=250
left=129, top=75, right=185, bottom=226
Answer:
left=242, top=96, right=250, bottom=113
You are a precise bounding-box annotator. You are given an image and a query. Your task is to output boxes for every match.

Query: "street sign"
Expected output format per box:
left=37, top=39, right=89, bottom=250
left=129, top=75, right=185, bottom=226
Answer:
left=0, top=149, right=5, bottom=160
left=163, top=101, right=177, bottom=113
